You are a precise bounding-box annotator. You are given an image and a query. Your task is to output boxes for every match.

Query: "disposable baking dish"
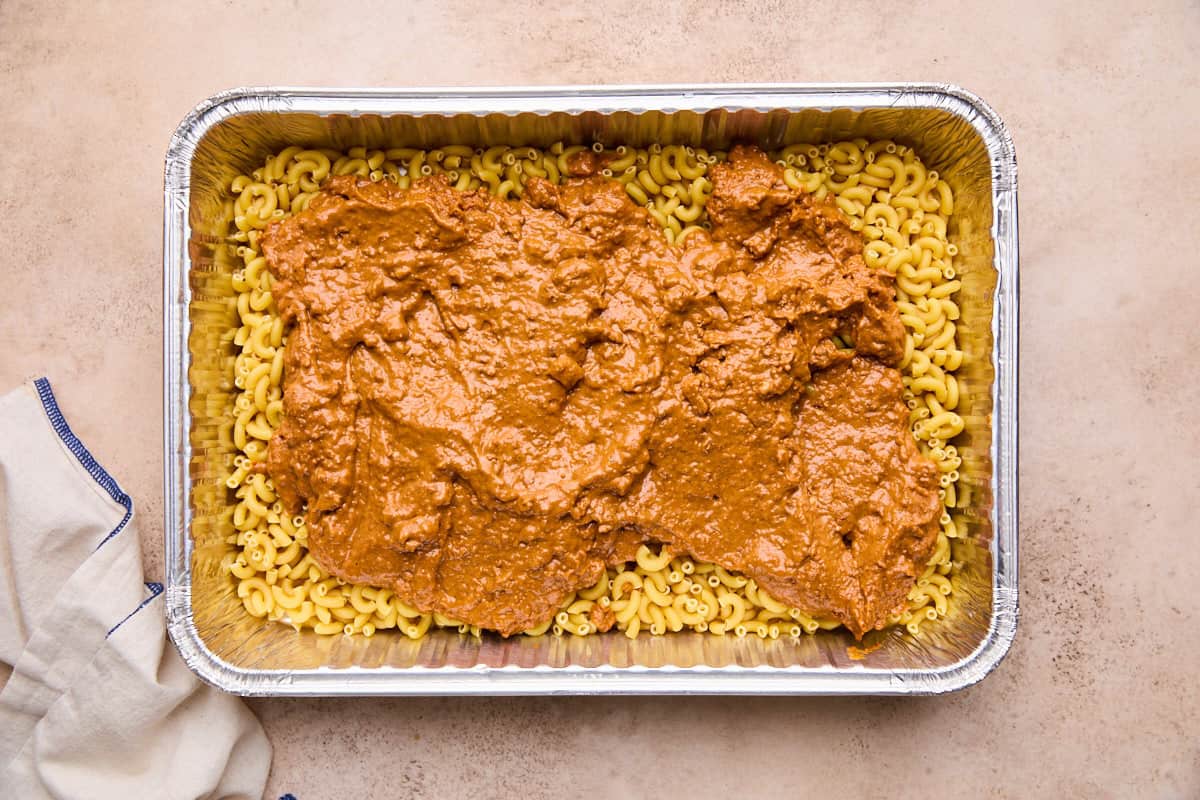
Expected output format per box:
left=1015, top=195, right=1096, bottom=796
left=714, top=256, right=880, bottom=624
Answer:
left=163, top=84, right=1018, bottom=695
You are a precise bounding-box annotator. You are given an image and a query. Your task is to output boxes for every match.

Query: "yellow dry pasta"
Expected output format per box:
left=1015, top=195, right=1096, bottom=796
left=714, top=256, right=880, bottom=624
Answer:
left=218, top=138, right=967, bottom=643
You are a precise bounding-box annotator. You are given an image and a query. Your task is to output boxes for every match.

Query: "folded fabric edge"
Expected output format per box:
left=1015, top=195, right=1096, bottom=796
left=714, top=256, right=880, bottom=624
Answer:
left=32, top=378, right=134, bottom=550
left=107, top=583, right=165, bottom=638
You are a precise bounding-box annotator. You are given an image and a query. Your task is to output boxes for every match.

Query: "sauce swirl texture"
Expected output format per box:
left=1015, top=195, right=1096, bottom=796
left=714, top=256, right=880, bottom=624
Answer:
left=262, top=146, right=941, bottom=638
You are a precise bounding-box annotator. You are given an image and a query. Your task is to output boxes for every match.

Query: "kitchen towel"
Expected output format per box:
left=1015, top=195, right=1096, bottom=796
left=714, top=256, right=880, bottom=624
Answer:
left=0, top=378, right=270, bottom=799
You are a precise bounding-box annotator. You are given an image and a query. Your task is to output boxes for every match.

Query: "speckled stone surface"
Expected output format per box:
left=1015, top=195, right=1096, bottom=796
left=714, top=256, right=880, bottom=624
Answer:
left=1, top=1, right=1197, bottom=797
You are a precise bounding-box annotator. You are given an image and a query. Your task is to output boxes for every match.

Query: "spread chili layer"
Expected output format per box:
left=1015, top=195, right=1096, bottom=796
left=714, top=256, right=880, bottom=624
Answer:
left=261, top=145, right=942, bottom=638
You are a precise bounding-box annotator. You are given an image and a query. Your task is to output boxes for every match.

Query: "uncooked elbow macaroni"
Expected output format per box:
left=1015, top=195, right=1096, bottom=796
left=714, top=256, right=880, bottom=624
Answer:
left=218, top=138, right=967, bottom=641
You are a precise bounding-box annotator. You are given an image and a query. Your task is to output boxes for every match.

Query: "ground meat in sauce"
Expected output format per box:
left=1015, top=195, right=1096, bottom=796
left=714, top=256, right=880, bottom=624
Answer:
left=261, top=145, right=942, bottom=638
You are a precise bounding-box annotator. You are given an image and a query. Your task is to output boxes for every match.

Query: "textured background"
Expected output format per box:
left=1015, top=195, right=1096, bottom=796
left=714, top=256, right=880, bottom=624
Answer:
left=1, top=1, right=1198, bottom=797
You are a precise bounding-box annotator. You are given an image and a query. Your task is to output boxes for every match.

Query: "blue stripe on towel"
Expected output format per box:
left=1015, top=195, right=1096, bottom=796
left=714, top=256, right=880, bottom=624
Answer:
left=106, top=582, right=165, bottom=637
left=33, top=377, right=134, bottom=549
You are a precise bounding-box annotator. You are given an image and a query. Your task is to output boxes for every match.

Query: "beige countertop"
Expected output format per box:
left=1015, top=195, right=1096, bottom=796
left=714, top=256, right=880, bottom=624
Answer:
left=2, top=1, right=1197, bottom=797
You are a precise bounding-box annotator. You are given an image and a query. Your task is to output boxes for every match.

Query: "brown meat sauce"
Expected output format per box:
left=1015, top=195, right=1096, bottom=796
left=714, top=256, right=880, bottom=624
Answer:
left=262, top=146, right=941, bottom=638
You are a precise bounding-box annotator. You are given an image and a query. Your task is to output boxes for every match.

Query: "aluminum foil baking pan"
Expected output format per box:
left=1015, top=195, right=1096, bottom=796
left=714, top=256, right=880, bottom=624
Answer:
left=163, top=84, right=1018, bottom=695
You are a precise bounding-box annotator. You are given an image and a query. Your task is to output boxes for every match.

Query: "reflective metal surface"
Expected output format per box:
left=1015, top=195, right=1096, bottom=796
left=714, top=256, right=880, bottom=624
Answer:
left=164, top=84, right=1018, bottom=695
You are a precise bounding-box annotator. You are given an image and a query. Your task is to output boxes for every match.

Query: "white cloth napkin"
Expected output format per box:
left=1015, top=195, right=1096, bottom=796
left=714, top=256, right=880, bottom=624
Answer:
left=0, top=378, right=271, bottom=800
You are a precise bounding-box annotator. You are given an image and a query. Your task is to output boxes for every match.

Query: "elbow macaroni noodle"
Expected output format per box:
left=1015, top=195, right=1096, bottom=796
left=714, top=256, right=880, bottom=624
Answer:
left=216, top=139, right=966, bottom=640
